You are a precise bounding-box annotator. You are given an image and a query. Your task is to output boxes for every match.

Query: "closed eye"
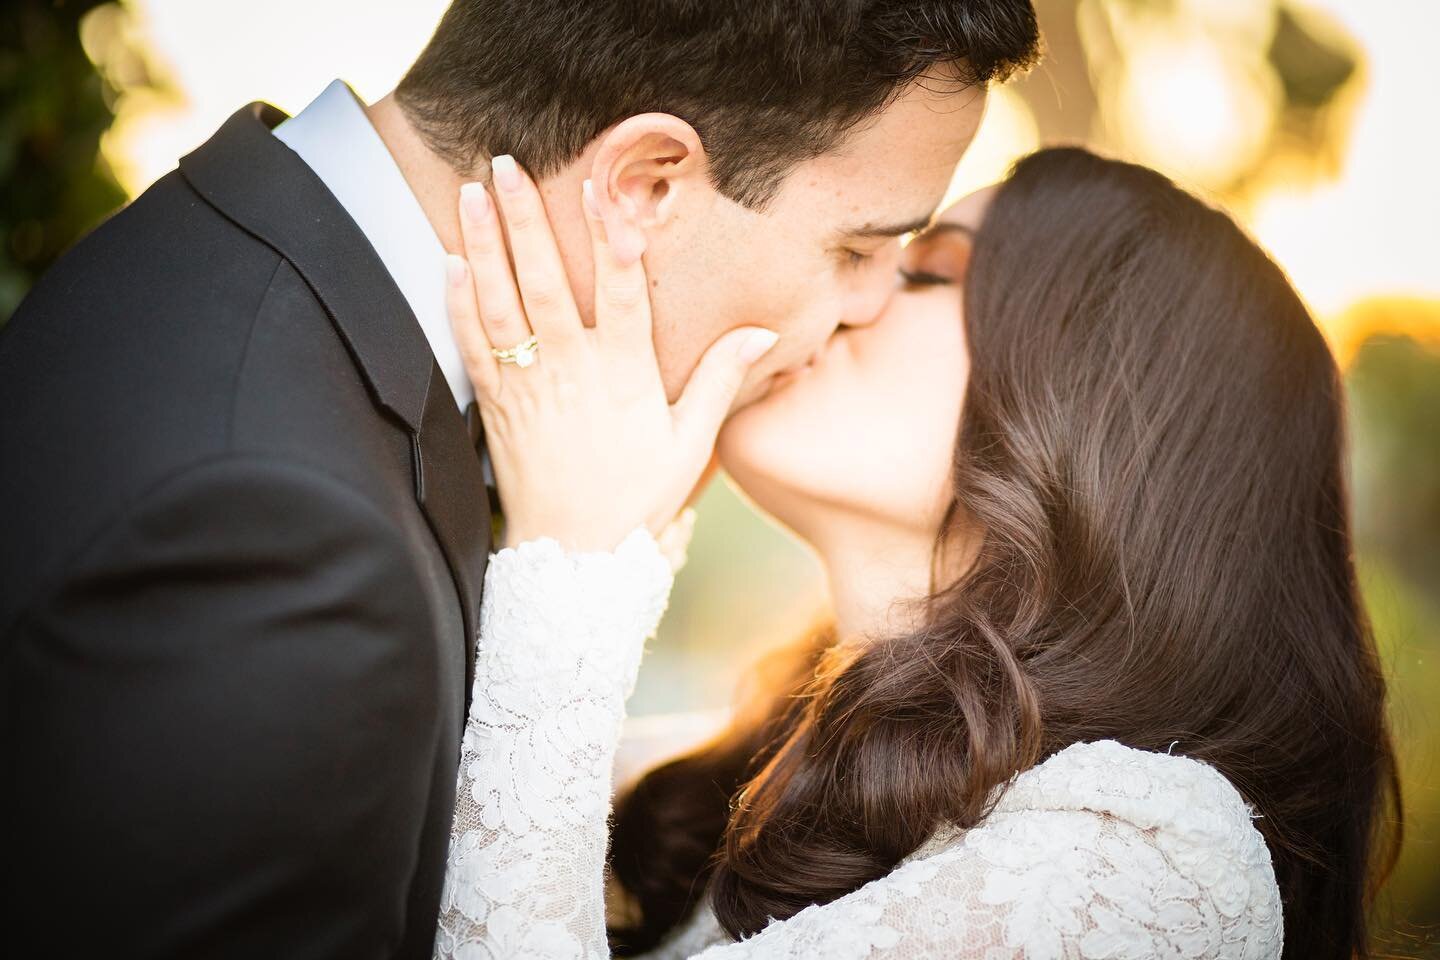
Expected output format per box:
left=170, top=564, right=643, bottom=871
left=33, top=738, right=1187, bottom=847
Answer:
left=898, top=267, right=953, bottom=287
left=841, top=228, right=926, bottom=271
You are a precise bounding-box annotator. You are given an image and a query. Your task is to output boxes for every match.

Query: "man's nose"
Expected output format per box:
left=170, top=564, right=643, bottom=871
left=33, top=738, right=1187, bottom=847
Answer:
left=838, top=273, right=898, bottom=329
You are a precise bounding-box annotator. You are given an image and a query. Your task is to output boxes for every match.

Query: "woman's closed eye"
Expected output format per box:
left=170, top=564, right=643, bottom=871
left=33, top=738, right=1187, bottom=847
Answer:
left=898, top=267, right=953, bottom=287
left=902, top=221, right=974, bottom=285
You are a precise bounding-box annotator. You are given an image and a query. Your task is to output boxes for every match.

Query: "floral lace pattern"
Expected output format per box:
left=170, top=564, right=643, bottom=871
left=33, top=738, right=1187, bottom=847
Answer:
left=646, top=741, right=1282, bottom=960
left=435, top=525, right=1283, bottom=960
left=434, top=524, right=675, bottom=960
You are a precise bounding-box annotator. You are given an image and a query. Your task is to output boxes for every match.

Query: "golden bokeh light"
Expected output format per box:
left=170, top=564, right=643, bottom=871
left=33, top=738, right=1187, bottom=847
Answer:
left=1105, top=33, right=1279, bottom=188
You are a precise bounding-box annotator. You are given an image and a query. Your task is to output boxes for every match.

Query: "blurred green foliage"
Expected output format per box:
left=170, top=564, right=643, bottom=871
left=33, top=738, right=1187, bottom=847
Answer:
left=1348, top=330, right=1440, bottom=955
left=1, top=0, right=127, bottom=325
left=1351, top=327, right=1440, bottom=595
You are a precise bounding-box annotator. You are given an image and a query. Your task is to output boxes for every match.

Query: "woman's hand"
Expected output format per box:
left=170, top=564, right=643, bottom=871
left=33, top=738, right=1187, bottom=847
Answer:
left=446, top=156, right=778, bottom=553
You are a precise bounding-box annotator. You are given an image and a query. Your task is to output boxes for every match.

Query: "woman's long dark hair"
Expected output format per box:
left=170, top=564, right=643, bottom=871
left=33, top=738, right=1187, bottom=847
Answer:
left=608, top=147, right=1402, bottom=959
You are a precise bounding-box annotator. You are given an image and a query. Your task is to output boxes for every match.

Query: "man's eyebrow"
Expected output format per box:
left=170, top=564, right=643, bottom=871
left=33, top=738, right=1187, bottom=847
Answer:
left=839, top=210, right=939, bottom=240
left=920, top=222, right=976, bottom=238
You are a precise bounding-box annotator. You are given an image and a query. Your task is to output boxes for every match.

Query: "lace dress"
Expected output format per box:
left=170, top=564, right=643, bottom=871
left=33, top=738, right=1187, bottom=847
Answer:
left=434, top=523, right=1284, bottom=960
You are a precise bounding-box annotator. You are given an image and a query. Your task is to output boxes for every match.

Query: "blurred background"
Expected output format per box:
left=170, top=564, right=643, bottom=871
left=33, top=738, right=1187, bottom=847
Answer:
left=2, top=0, right=1435, bottom=950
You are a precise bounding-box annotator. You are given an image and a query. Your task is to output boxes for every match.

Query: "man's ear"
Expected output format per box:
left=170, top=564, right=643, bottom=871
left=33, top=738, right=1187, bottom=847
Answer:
left=588, top=113, right=706, bottom=265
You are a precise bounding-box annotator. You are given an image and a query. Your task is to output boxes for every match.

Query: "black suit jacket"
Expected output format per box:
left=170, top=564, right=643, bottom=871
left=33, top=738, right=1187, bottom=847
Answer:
left=0, top=103, right=492, bottom=958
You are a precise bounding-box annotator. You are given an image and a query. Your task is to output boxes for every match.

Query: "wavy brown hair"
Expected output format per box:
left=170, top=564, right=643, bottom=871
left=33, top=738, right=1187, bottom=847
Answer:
left=607, top=147, right=1402, bottom=959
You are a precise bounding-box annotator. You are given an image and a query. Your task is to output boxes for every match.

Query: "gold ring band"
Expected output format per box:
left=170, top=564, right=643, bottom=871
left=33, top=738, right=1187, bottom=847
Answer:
left=491, top=335, right=540, bottom=368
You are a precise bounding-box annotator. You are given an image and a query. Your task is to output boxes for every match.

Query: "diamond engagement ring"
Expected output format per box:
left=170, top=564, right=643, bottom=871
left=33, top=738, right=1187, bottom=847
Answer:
left=491, top=335, right=540, bottom=368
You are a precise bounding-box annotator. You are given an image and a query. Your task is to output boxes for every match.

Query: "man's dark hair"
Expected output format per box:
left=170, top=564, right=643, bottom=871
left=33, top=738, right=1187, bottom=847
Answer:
left=396, top=1, right=1040, bottom=210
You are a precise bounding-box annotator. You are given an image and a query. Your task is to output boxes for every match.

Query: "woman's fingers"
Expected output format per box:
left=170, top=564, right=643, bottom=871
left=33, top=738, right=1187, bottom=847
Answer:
left=489, top=156, right=583, bottom=352
left=458, top=182, right=534, bottom=367
left=445, top=254, right=499, bottom=396
left=582, top=179, right=653, bottom=353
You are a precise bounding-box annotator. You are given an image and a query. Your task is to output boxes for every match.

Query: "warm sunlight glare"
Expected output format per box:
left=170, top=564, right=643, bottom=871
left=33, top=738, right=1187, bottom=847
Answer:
left=105, top=0, right=450, bottom=196
left=943, top=86, right=1040, bottom=210
left=1250, top=0, right=1440, bottom=342
left=1108, top=32, right=1278, bottom=188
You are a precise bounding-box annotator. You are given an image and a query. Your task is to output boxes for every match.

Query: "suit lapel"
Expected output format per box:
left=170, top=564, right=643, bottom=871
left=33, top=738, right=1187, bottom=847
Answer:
left=414, top=369, right=491, bottom=706
left=179, top=102, right=490, bottom=707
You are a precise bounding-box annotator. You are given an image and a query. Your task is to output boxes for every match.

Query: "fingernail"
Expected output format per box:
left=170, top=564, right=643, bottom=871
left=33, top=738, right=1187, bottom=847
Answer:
left=581, top=179, right=599, bottom=218
left=737, top=329, right=779, bottom=364
left=491, top=154, right=521, bottom=192
left=460, top=182, right=491, bottom=221
left=445, top=254, right=467, bottom=286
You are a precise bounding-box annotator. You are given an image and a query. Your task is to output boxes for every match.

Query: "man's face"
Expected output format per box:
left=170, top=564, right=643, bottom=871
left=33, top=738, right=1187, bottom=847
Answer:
left=645, top=72, right=988, bottom=411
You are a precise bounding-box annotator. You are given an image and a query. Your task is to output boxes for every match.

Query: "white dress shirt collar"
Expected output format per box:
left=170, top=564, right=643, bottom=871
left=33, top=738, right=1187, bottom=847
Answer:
left=272, top=79, right=473, bottom=412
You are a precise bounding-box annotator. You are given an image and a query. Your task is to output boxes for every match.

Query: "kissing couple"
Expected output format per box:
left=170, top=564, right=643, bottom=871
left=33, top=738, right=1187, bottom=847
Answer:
left=1, top=2, right=1400, bottom=958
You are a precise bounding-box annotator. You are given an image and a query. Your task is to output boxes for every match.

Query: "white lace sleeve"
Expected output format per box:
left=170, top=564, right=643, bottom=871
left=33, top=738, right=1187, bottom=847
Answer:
left=433, top=522, right=677, bottom=960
